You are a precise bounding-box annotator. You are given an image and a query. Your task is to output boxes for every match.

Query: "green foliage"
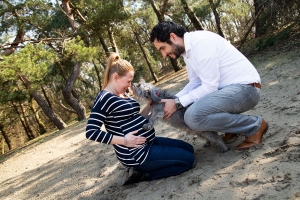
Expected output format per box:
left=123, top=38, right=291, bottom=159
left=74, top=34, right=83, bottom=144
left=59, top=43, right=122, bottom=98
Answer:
left=276, top=28, right=291, bottom=41
left=255, top=0, right=300, bottom=37
left=0, top=0, right=57, bottom=38
left=76, top=0, right=130, bottom=29
left=0, top=88, right=27, bottom=103
left=255, top=25, right=293, bottom=50
left=1, top=44, right=57, bottom=82
left=255, top=37, right=275, bottom=50
left=193, top=1, right=212, bottom=24
left=64, top=37, right=97, bottom=62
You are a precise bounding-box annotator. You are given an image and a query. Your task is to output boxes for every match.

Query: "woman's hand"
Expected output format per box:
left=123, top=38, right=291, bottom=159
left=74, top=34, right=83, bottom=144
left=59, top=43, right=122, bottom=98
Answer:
left=124, top=130, right=146, bottom=148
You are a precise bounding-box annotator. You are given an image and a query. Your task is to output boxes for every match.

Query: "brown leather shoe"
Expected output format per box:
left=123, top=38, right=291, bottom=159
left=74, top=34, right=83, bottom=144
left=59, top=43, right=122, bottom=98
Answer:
left=222, top=133, right=238, bottom=144
left=235, top=119, right=269, bottom=150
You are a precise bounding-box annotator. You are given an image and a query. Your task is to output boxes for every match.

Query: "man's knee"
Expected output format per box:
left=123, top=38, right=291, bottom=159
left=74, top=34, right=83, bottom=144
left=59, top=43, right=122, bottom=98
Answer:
left=184, top=108, right=207, bottom=131
left=183, top=108, right=192, bottom=125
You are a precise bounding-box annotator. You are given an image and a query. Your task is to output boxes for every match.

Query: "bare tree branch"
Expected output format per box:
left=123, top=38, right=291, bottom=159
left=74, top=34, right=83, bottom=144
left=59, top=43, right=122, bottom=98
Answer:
left=58, top=101, right=77, bottom=114
left=69, top=1, right=87, bottom=23
left=1, top=37, right=73, bottom=50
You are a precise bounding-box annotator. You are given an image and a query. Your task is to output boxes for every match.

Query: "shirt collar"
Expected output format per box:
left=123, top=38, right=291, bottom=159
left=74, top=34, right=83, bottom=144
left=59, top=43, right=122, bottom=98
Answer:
left=183, top=32, right=191, bottom=59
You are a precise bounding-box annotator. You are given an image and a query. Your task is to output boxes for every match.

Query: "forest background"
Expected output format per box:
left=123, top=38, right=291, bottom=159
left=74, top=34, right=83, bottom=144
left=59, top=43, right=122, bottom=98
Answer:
left=0, top=0, right=299, bottom=154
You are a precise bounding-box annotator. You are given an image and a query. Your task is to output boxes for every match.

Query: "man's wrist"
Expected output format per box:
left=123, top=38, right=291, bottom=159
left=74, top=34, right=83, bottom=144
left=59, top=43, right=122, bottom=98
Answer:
left=174, top=97, right=183, bottom=109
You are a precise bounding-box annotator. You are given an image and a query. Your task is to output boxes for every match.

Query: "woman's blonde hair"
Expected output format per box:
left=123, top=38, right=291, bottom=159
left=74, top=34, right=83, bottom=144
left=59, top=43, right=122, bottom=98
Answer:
left=102, top=53, right=134, bottom=89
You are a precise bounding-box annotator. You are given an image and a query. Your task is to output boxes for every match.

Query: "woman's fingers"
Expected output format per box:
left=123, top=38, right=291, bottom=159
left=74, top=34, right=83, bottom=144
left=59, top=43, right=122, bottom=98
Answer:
left=125, top=131, right=146, bottom=147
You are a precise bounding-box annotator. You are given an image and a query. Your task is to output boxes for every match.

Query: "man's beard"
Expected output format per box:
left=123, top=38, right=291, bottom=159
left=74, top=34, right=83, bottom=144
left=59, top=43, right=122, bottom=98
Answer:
left=168, top=43, right=185, bottom=59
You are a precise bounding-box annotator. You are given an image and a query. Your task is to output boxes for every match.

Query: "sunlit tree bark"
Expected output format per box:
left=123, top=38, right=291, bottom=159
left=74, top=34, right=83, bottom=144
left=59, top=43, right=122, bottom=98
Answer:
left=0, top=124, right=12, bottom=151
left=180, top=0, right=204, bottom=30
left=133, top=29, right=158, bottom=83
left=29, top=96, right=47, bottom=134
left=18, top=75, right=67, bottom=130
left=208, top=0, right=224, bottom=37
left=149, top=0, right=182, bottom=72
left=62, top=59, right=86, bottom=121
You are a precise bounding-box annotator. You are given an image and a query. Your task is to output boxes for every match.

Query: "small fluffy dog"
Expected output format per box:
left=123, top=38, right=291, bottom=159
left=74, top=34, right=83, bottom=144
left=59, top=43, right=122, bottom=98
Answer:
left=131, top=80, right=229, bottom=152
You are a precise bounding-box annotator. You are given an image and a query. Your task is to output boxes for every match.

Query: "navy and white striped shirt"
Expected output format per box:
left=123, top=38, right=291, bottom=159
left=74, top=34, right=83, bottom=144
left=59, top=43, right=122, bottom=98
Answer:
left=86, top=90, right=155, bottom=167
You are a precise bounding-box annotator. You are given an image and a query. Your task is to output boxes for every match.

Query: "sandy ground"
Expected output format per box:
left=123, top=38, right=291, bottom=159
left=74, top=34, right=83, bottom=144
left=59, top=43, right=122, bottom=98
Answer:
left=1, top=47, right=300, bottom=200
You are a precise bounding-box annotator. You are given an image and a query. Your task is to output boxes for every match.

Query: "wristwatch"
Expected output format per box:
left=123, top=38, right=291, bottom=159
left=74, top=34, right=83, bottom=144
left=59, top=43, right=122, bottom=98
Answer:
left=174, top=97, right=183, bottom=110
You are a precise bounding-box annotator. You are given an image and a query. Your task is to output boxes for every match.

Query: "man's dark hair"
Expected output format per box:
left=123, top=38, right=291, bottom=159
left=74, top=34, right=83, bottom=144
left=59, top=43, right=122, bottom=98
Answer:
left=150, top=21, right=187, bottom=44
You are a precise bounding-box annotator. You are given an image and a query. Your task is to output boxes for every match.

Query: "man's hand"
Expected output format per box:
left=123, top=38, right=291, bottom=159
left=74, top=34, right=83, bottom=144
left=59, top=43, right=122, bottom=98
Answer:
left=160, top=99, right=177, bottom=119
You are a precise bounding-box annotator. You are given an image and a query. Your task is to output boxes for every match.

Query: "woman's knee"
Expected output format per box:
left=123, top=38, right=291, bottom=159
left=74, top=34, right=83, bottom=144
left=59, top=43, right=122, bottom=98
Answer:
left=171, top=148, right=195, bottom=169
left=188, top=155, right=196, bottom=169
left=174, top=155, right=195, bottom=170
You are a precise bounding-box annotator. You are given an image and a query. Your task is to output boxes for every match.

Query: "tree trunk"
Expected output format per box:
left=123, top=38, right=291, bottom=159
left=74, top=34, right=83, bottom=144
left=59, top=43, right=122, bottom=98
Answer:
left=41, top=85, right=52, bottom=109
left=62, top=59, right=86, bottom=121
left=133, top=30, right=158, bottom=83
left=18, top=75, right=67, bottom=130
left=237, top=19, right=256, bottom=50
left=18, top=101, right=36, bottom=138
left=29, top=96, right=47, bottom=134
left=61, top=0, right=76, bottom=31
left=149, top=0, right=166, bottom=22
left=149, top=0, right=183, bottom=72
left=107, top=26, right=118, bottom=53
left=180, top=0, right=204, bottom=30
left=62, top=0, right=86, bottom=121
left=1, top=28, right=25, bottom=56
left=31, top=91, right=67, bottom=130
left=92, top=59, right=102, bottom=89
left=237, top=9, right=263, bottom=50
left=169, top=58, right=182, bottom=72
left=254, top=0, right=263, bottom=38
left=0, top=124, right=12, bottom=151
left=58, top=100, right=77, bottom=113
left=208, top=0, right=225, bottom=37
left=69, top=1, right=87, bottom=23
left=99, top=35, right=110, bottom=56
left=56, top=62, right=80, bottom=100
left=1, top=137, right=4, bottom=154
left=11, top=101, right=34, bottom=140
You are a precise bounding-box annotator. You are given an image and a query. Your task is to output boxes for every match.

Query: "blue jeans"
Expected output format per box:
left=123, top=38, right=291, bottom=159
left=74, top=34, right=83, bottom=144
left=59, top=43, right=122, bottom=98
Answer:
left=184, top=84, right=262, bottom=137
left=135, top=137, right=195, bottom=181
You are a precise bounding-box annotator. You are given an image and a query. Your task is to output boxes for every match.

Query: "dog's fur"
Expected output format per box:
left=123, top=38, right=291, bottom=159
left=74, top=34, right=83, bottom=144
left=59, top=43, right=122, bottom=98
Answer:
left=132, top=80, right=229, bottom=152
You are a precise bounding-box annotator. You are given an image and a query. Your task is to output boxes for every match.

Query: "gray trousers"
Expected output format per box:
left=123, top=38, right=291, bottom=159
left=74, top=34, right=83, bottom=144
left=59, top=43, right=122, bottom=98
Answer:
left=184, top=84, right=262, bottom=137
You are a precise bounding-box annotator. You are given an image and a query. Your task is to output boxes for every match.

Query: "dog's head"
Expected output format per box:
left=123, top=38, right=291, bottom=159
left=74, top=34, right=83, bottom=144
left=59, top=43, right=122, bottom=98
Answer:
left=131, top=80, right=155, bottom=101
left=132, top=80, right=163, bottom=103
